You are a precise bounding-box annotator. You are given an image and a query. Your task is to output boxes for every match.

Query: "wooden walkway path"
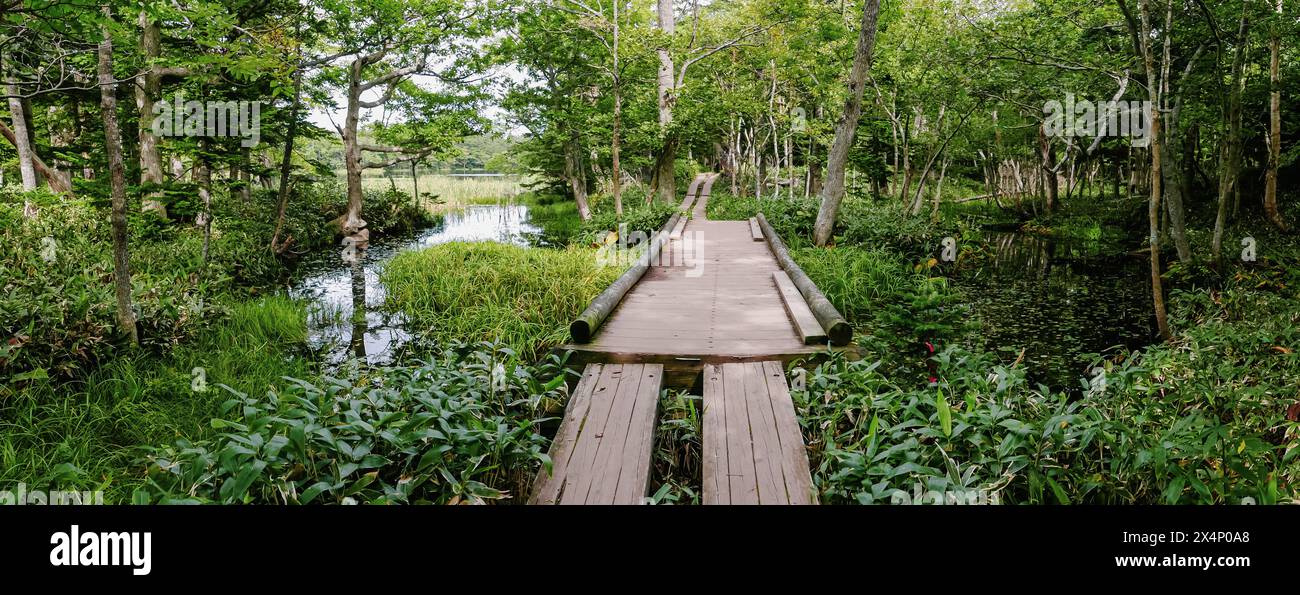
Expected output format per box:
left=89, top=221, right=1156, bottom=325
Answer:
left=566, top=173, right=838, bottom=386
left=536, top=173, right=846, bottom=505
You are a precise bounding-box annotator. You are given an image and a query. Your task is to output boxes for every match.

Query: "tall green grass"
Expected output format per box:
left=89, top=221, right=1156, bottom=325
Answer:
left=358, top=174, right=525, bottom=210
left=0, top=296, right=313, bottom=502
left=382, top=242, right=623, bottom=360
left=793, top=246, right=918, bottom=325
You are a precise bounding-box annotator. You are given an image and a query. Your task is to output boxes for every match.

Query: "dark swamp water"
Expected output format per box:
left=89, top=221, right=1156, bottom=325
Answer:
left=955, top=231, right=1156, bottom=390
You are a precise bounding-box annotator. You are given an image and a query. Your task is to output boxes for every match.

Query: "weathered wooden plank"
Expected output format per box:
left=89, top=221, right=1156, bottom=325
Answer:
left=743, top=361, right=786, bottom=504
left=669, top=216, right=688, bottom=240
left=701, top=364, right=729, bottom=504
left=748, top=217, right=763, bottom=241
left=762, top=360, right=816, bottom=505
left=721, top=363, right=758, bottom=504
left=615, top=365, right=662, bottom=504
left=558, top=364, right=623, bottom=504
left=532, top=363, right=663, bottom=505
left=772, top=271, right=828, bottom=345
left=701, top=361, right=817, bottom=505
left=529, top=364, right=604, bottom=505
left=684, top=175, right=705, bottom=201
left=583, top=364, right=646, bottom=504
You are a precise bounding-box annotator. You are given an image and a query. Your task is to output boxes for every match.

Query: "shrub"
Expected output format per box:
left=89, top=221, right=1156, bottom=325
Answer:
left=362, top=187, right=437, bottom=236
left=575, top=198, right=677, bottom=247
left=138, top=344, right=572, bottom=504
left=797, top=345, right=1291, bottom=505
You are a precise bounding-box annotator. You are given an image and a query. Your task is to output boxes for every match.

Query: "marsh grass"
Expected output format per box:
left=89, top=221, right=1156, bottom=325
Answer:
left=358, top=174, right=525, bottom=211
left=0, top=296, right=313, bottom=502
left=381, top=242, right=623, bottom=360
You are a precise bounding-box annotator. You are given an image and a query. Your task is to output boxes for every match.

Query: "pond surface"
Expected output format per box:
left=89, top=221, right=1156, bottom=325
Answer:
left=289, top=202, right=549, bottom=368
left=957, top=231, right=1156, bottom=390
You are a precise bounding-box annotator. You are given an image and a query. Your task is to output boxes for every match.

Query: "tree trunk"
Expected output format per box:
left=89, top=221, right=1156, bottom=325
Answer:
left=239, top=147, right=252, bottom=204
left=195, top=144, right=213, bottom=311
left=99, top=10, right=138, bottom=346
left=812, top=0, right=882, bottom=246
left=1263, top=0, right=1286, bottom=230
left=1138, top=0, right=1172, bottom=341
left=411, top=161, right=420, bottom=205
left=654, top=0, right=677, bottom=204
left=565, top=138, right=592, bottom=220
left=342, top=57, right=367, bottom=234
left=612, top=1, right=623, bottom=216
left=135, top=12, right=167, bottom=218
left=929, top=155, right=948, bottom=222
left=271, top=44, right=304, bottom=254
left=5, top=71, right=40, bottom=191
left=1038, top=125, right=1058, bottom=215
left=1157, top=1, right=1192, bottom=262
left=612, top=79, right=623, bottom=216
left=1213, top=9, right=1249, bottom=263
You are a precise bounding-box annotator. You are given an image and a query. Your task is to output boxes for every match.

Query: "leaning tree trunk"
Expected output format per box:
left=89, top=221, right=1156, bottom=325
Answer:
left=5, top=69, right=41, bottom=191
left=270, top=46, right=304, bottom=254
left=812, top=0, right=882, bottom=247
left=98, top=9, right=139, bottom=346
left=929, top=155, right=949, bottom=222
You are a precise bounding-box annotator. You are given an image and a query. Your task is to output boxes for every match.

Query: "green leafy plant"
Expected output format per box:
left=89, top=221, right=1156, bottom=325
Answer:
left=138, top=343, right=573, bottom=504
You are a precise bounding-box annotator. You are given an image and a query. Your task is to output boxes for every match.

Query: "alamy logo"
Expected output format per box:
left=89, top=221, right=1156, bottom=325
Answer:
left=890, top=482, right=1000, bottom=505
left=152, top=94, right=261, bottom=147
left=49, top=525, right=151, bottom=576
left=1, top=483, right=104, bottom=505
left=595, top=224, right=705, bottom=277
left=1044, top=94, right=1152, bottom=147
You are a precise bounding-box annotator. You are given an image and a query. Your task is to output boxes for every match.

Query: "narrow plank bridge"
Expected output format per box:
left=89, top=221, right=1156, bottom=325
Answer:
left=532, top=174, right=852, bottom=505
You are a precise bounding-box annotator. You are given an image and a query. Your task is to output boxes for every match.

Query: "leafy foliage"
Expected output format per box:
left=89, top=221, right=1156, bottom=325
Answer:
left=798, top=346, right=1293, bottom=505
left=139, top=344, right=572, bottom=504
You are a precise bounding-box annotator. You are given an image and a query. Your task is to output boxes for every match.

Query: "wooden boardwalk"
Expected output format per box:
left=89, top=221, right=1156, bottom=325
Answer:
left=566, top=173, right=836, bottom=383
left=537, top=173, right=850, bottom=505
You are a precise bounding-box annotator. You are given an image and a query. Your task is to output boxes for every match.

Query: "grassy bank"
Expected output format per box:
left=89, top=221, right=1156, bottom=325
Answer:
left=0, top=296, right=315, bottom=502
left=382, top=242, right=622, bottom=361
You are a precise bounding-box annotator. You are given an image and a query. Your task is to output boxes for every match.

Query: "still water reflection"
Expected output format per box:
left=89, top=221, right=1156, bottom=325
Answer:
left=289, top=203, right=543, bottom=367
